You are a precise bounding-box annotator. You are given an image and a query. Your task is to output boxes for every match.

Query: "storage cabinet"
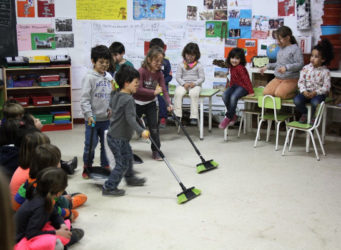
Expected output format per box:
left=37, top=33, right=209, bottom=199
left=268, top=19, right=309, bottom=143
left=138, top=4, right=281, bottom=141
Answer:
left=1, top=66, right=73, bottom=131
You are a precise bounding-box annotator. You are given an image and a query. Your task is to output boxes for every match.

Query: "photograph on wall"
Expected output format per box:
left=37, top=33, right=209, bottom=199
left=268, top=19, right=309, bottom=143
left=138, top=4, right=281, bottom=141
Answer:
left=55, top=33, right=74, bottom=48
left=213, top=81, right=227, bottom=92
left=228, top=9, right=239, bottom=18
left=225, top=38, right=237, bottom=47
left=297, top=0, right=311, bottom=30
left=17, top=0, right=35, bottom=17
left=251, top=15, right=269, bottom=39
left=278, top=0, right=295, bottom=17
left=187, top=6, right=197, bottom=20
left=206, top=21, right=228, bottom=38
left=213, top=0, right=227, bottom=9
left=55, top=18, right=72, bottom=32
left=37, top=0, right=55, bottom=17
left=268, top=18, right=284, bottom=37
left=31, top=33, right=55, bottom=50
left=214, top=67, right=229, bottom=78
left=228, top=9, right=252, bottom=38
left=204, top=0, right=214, bottom=9
left=214, top=9, right=227, bottom=20
left=199, top=10, right=214, bottom=20
left=133, top=0, right=166, bottom=20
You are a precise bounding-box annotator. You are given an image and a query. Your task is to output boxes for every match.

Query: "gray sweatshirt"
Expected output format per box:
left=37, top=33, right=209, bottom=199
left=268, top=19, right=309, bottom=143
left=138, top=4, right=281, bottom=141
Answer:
left=267, top=44, right=304, bottom=79
left=80, top=69, right=112, bottom=121
left=107, top=91, right=144, bottom=140
left=176, top=62, right=205, bottom=86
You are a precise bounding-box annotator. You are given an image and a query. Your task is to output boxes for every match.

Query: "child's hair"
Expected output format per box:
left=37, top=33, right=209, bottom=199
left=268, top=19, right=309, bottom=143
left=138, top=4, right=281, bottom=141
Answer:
left=0, top=171, right=14, bottom=250
left=108, top=42, right=125, bottom=73
left=91, top=45, right=110, bottom=63
left=226, top=47, right=247, bottom=67
left=149, top=38, right=165, bottom=50
left=115, top=64, right=140, bottom=90
left=313, top=39, right=334, bottom=66
left=3, top=101, right=24, bottom=120
left=27, top=167, right=67, bottom=213
left=19, top=131, right=51, bottom=170
left=276, top=26, right=297, bottom=44
left=182, top=42, right=201, bottom=61
left=141, top=46, right=165, bottom=69
left=20, top=112, right=39, bottom=131
left=0, top=119, right=20, bottom=146
left=29, top=144, right=61, bottom=179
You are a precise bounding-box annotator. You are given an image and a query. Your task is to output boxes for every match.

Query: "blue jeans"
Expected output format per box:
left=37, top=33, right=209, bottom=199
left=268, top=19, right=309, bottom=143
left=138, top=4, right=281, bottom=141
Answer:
left=294, top=93, right=326, bottom=117
left=83, top=120, right=109, bottom=167
left=104, top=136, right=134, bottom=190
left=222, top=85, right=248, bottom=119
left=136, top=101, right=160, bottom=152
left=158, top=85, right=169, bottom=119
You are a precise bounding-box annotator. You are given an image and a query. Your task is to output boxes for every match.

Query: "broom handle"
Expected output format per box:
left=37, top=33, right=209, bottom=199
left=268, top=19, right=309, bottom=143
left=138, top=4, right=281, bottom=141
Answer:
left=86, top=120, right=95, bottom=168
left=138, top=117, right=185, bottom=188
left=160, top=93, right=206, bottom=163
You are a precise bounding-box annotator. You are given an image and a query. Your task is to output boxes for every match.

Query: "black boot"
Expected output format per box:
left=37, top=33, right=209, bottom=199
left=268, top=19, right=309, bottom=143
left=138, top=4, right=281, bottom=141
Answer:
left=125, top=176, right=146, bottom=186
left=65, top=228, right=84, bottom=248
left=61, top=157, right=77, bottom=175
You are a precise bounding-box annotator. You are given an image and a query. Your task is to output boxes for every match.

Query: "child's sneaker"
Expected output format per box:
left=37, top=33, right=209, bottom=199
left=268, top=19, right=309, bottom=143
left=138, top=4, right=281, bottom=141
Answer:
left=71, top=193, right=87, bottom=208
left=299, top=114, right=307, bottom=123
left=126, top=176, right=146, bottom=186
left=229, top=115, right=238, bottom=126
left=102, top=187, right=125, bottom=196
left=219, top=117, right=231, bottom=129
left=159, top=118, right=167, bottom=128
left=152, top=151, right=163, bottom=161
left=66, top=228, right=84, bottom=247
left=82, top=167, right=89, bottom=179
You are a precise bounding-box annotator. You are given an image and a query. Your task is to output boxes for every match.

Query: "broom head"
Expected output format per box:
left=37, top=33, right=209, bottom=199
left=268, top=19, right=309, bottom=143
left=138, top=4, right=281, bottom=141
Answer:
left=196, top=160, right=218, bottom=174
left=177, top=187, right=201, bottom=204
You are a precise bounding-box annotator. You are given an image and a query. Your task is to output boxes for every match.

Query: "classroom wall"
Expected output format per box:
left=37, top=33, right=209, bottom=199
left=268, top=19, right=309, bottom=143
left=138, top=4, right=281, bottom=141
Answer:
left=14, top=0, right=325, bottom=118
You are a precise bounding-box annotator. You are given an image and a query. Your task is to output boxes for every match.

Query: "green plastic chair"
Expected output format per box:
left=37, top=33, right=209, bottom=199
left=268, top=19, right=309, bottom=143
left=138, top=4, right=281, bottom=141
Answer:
left=254, top=95, right=292, bottom=150
left=282, top=102, right=326, bottom=161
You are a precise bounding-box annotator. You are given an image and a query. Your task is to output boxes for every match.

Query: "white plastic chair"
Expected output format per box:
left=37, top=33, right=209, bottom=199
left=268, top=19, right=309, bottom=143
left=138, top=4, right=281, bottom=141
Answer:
left=282, top=102, right=326, bottom=161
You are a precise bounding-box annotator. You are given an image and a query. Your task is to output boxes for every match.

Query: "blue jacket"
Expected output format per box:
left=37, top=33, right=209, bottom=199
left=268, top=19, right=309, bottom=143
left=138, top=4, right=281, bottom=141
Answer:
left=162, top=58, right=172, bottom=85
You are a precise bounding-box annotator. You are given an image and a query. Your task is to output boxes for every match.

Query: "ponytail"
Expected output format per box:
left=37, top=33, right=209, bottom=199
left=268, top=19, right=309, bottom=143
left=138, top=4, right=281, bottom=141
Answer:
left=277, top=26, right=297, bottom=44
left=45, top=192, right=54, bottom=213
left=290, top=35, right=297, bottom=45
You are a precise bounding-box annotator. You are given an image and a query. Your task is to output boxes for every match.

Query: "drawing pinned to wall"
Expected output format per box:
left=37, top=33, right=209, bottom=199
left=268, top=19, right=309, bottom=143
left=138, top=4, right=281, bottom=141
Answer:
left=297, top=0, right=311, bottom=30
left=17, top=0, right=35, bottom=17
left=37, top=0, right=55, bottom=17
left=213, top=0, right=227, bottom=10
left=251, top=15, right=269, bottom=39
left=17, top=24, right=52, bottom=50
left=206, top=21, right=228, bottom=39
left=31, top=33, right=55, bottom=50
left=228, top=9, right=252, bottom=38
left=133, top=0, right=165, bottom=20
left=55, top=18, right=72, bottom=32
left=55, top=33, right=74, bottom=48
left=199, top=10, right=214, bottom=20
left=278, top=0, right=295, bottom=17
left=214, top=9, right=227, bottom=20
left=187, top=6, right=197, bottom=20
left=76, top=0, right=127, bottom=20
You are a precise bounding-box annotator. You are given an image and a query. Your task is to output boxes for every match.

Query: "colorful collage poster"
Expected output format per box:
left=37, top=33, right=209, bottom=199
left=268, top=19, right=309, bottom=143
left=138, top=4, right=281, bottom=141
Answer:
left=76, top=0, right=127, bottom=20
left=251, top=15, right=269, bottom=39
left=31, top=33, right=55, bottom=50
left=206, top=21, right=228, bottom=39
left=224, top=38, right=257, bottom=62
left=228, top=9, right=251, bottom=39
left=17, top=0, right=35, bottom=17
left=37, top=0, right=55, bottom=18
left=133, top=0, right=166, bottom=20
left=278, top=0, right=295, bottom=16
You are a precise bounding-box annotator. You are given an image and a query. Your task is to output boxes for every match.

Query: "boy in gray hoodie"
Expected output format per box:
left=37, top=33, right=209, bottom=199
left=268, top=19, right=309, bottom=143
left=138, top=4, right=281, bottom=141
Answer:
left=80, top=45, right=112, bottom=179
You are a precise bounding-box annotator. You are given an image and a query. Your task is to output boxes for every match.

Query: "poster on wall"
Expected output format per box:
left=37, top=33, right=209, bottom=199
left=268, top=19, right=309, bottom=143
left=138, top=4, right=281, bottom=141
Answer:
left=187, top=6, right=197, bottom=20
left=251, top=15, right=269, bottom=39
left=228, top=9, right=251, bottom=39
left=206, top=21, right=228, bottom=39
left=31, top=33, right=55, bottom=50
left=278, top=0, right=295, bottom=17
left=297, top=0, right=311, bottom=30
left=77, top=0, right=127, bottom=20
left=37, top=0, right=54, bottom=17
left=17, top=24, right=52, bottom=50
left=55, top=18, right=72, bottom=32
left=17, top=0, right=35, bottom=17
left=133, top=0, right=165, bottom=20
left=55, top=33, right=74, bottom=48
left=238, top=38, right=257, bottom=62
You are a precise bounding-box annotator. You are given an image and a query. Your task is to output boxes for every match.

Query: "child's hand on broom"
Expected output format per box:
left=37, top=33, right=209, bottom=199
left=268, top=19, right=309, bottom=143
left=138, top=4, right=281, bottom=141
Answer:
left=141, top=130, right=150, bottom=139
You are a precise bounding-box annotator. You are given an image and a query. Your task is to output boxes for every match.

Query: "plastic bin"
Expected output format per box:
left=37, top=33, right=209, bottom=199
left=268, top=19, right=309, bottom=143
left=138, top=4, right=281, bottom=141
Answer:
left=13, top=79, right=34, bottom=88
left=321, top=25, right=341, bottom=35
left=10, top=96, right=30, bottom=106
left=31, top=94, right=52, bottom=106
left=33, top=114, right=53, bottom=124
left=38, top=81, right=60, bottom=87
left=39, top=75, right=60, bottom=82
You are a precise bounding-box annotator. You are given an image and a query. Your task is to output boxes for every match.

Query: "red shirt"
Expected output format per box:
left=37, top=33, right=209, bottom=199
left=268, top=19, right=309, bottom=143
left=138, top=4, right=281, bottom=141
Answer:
left=229, top=64, right=254, bottom=94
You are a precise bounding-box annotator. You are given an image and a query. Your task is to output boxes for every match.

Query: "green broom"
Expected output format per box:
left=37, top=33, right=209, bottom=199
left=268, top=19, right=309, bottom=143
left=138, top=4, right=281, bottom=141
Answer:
left=139, top=117, right=201, bottom=204
left=161, top=94, right=219, bottom=173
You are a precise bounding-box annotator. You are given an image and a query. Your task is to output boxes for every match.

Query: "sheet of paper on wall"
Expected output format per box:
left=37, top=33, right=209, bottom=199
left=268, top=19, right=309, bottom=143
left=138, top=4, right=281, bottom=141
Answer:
left=228, top=0, right=252, bottom=9
left=37, top=0, right=55, bottom=17
left=257, top=39, right=275, bottom=56
left=278, top=0, right=295, bottom=17
left=133, top=0, right=165, bottom=20
left=297, top=36, right=312, bottom=54
left=17, top=0, right=35, bottom=17
left=228, top=9, right=252, bottom=39
left=17, top=24, right=52, bottom=51
left=251, top=15, right=269, bottom=39
left=186, top=22, right=206, bottom=41
left=31, top=33, right=55, bottom=50
left=76, top=0, right=127, bottom=20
